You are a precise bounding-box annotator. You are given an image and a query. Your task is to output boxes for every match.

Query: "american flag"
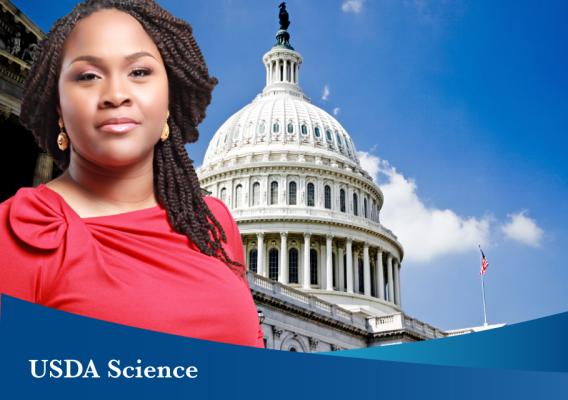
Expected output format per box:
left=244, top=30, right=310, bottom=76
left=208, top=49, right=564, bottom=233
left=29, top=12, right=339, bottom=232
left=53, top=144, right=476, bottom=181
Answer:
left=479, top=246, right=489, bottom=276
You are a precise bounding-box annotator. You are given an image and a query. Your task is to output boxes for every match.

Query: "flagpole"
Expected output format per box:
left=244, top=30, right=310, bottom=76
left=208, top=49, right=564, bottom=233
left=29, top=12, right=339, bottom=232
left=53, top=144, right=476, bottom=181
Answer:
left=480, top=274, right=488, bottom=327
left=478, top=244, right=489, bottom=327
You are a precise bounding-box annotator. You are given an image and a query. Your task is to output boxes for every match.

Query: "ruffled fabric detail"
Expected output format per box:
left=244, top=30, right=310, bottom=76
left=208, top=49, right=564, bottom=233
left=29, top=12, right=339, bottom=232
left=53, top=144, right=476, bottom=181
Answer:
left=8, top=185, right=68, bottom=250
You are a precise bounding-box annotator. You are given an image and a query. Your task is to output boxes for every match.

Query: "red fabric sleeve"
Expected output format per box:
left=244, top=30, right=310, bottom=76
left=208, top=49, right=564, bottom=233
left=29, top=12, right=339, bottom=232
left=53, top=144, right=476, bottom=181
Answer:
left=0, top=200, right=44, bottom=303
left=204, top=196, right=265, bottom=348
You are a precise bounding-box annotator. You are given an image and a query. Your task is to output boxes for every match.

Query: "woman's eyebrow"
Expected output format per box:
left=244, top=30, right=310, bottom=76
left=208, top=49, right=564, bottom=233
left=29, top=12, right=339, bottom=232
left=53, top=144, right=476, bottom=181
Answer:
left=69, top=51, right=158, bottom=65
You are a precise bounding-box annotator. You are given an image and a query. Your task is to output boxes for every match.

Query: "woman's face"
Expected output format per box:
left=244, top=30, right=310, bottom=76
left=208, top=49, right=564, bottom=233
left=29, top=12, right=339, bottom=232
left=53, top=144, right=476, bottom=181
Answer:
left=58, top=9, right=169, bottom=169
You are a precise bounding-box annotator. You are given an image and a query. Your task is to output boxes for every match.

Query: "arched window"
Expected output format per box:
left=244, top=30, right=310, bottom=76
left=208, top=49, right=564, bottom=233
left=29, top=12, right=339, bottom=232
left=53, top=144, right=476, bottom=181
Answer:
left=258, top=121, right=265, bottom=135
left=289, top=347, right=297, bottom=352
left=234, top=185, right=242, bottom=208
left=287, top=122, right=294, bottom=133
left=307, top=183, right=315, bottom=207
left=269, top=248, right=279, bottom=281
left=288, top=248, right=299, bottom=284
left=326, top=130, right=332, bottom=142
left=270, top=181, right=279, bottom=205
left=336, top=132, right=342, bottom=145
left=220, top=187, right=227, bottom=204
left=249, top=249, right=258, bottom=273
left=364, top=197, right=368, bottom=218
left=310, top=249, right=318, bottom=285
left=252, top=182, right=260, bottom=206
left=272, top=122, right=279, bottom=133
left=340, top=189, right=346, bottom=212
left=324, top=185, right=331, bottom=209
left=358, top=258, right=364, bottom=294
left=353, top=193, right=358, bottom=216
left=288, top=181, right=297, bottom=205
left=314, top=127, right=321, bottom=138
left=301, top=124, right=308, bottom=135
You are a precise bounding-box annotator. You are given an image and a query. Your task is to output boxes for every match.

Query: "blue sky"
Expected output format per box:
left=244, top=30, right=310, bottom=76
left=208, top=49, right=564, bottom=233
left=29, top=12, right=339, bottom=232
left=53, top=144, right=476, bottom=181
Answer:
left=13, top=0, right=567, bottom=330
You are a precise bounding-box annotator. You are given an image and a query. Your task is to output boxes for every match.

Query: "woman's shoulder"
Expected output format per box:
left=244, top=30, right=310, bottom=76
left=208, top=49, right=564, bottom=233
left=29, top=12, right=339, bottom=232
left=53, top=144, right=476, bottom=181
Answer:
left=202, top=195, right=232, bottom=221
left=0, top=184, right=70, bottom=250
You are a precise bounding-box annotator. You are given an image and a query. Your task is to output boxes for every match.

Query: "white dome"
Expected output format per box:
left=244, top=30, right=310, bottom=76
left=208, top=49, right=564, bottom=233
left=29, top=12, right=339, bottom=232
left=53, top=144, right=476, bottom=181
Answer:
left=203, top=92, right=361, bottom=167
left=203, top=47, right=364, bottom=175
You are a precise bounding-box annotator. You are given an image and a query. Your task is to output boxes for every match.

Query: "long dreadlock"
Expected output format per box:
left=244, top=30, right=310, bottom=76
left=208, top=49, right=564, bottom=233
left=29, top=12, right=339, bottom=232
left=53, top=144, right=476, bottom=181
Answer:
left=19, top=0, right=243, bottom=275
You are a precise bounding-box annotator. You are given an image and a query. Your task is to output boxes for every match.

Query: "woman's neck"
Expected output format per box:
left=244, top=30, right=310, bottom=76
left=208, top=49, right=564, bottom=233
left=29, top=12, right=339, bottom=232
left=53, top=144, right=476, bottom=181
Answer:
left=47, top=151, right=158, bottom=218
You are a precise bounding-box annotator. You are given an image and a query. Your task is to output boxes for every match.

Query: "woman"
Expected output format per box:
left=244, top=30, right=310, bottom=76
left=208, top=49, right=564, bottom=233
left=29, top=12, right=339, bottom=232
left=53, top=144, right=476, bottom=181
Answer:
left=0, top=0, right=264, bottom=348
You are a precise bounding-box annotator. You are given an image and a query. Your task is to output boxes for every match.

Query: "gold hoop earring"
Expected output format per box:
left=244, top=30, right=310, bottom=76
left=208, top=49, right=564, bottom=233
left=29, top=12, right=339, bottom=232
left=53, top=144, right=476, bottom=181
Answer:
left=57, top=118, right=69, bottom=151
left=160, top=112, right=170, bottom=142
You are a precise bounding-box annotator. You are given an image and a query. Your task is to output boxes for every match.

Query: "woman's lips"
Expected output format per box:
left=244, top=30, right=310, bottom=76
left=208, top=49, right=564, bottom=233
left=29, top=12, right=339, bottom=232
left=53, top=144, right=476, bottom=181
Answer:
left=98, top=122, right=138, bottom=134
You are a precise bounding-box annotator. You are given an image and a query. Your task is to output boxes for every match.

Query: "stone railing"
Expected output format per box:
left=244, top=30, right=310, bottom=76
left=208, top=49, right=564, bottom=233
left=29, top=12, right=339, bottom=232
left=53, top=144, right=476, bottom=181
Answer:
left=248, top=272, right=367, bottom=330
left=368, top=313, right=446, bottom=339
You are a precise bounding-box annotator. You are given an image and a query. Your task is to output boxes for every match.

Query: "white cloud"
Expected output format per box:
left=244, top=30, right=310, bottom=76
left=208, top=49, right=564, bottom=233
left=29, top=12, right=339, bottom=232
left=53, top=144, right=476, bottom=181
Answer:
left=321, top=84, right=330, bottom=101
left=342, top=0, right=364, bottom=14
left=358, top=151, right=491, bottom=263
left=501, top=211, right=543, bottom=247
left=333, top=107, right=340, bottom=116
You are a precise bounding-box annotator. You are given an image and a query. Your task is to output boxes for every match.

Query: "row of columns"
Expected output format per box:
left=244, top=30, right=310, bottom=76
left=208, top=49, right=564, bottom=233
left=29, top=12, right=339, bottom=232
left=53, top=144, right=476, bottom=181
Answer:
left=252, top=232, right=402, bottom=307
left=266, top=58, right=299, bottom=86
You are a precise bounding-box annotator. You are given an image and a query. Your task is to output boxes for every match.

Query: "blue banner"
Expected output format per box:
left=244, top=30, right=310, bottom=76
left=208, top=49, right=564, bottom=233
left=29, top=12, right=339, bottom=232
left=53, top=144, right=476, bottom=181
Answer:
left=1, top=295, right=566, bottom=399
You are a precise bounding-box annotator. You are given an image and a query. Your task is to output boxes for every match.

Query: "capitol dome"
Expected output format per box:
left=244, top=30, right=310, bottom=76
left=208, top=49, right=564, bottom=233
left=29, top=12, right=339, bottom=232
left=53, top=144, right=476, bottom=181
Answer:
left=197, top=20, right=404, bottom=317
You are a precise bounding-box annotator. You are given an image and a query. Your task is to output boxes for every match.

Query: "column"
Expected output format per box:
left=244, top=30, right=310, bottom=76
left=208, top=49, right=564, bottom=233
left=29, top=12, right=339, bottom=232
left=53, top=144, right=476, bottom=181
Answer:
left=394, top=259, right=402, bottom=306
left=353, top=248, right=359, bottom=294
left=363, top=243, right=371, bottom=296
left=303, top=233, right=311, bottom=289
left=338, top=246, right=345, bottom=292
left=346, top=238, right=353, bottom=293
left=279, top=232, right=287, bottom=283
left=243, top=241, right=247, bottom=270
left=257, top=233, right=265, bottom=277
left=320, top=241, right=326, bottom=288
left=326, top=235, right=333, bottom=290
left=387, top=253, right=394, bottom=303
left=377, top=249, right=385, bottom=300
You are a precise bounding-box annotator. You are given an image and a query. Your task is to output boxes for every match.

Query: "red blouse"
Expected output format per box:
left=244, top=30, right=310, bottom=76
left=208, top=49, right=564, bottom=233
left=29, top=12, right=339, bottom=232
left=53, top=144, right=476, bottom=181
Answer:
left=0, top=184, right=264, bottom=348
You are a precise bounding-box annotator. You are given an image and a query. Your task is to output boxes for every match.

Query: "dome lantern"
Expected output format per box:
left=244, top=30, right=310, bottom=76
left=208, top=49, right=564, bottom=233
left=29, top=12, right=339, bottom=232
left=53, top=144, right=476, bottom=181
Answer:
left=262, top=2, right=303, bottom=97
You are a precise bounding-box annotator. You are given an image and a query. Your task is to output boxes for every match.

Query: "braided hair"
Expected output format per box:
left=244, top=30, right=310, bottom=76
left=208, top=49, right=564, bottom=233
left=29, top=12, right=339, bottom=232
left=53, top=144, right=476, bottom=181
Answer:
left=20, top=0, right=244, bottom=275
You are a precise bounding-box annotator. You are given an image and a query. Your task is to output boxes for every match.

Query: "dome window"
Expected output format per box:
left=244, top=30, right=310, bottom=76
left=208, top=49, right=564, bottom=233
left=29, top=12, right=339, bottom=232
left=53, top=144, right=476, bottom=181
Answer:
left=364, top=197, right=368, bottom=218
left=301, top=124, right=308, bottom=135
left=273, top=122, right=280, bottom=133
left=234, top=185, right=243, bottom=208
left=336, top=132, right=342, bottom=145
left=249, top=249, right=258, bottom=272
left=310, top=249, right=318, bottom=285
left=314, top=127, right=321, bottom=138
left=353, top=193, right=358, bottom=216
left=288, top=181, right=297, bottom=205
left=325, top=130, right=332, bottom=142
left=268, top=248, right=279, bottom=281
left=252, top=182, right=260, bottom=206
left=307, top=182, right=315, bottom=207
left=340, top=189, right=346, bottom=212
left=270, top=181, right=279, bottom=205
left=288, top=248, right=299, bottom=284
left=220, top=187, right=227, bottom=204
left=258, top=122, right=266, bottom=135
left=324, top=185, right=332, bottom=209
left=287, top=122, right=294, bottom=133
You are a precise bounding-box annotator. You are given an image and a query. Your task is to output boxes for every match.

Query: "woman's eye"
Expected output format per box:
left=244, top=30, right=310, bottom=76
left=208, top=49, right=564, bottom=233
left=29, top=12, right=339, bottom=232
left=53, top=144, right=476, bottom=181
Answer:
left=77, top=72, right=99, bottom=81
left=130, top=68, right=151, bottom=78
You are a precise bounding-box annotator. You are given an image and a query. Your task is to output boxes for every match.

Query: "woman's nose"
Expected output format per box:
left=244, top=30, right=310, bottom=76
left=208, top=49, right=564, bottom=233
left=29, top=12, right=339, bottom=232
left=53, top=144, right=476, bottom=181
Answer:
left=99, top=75, right=132, bottom=108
